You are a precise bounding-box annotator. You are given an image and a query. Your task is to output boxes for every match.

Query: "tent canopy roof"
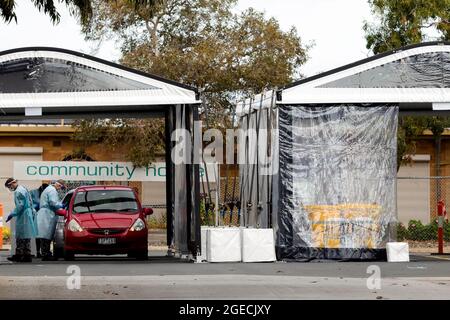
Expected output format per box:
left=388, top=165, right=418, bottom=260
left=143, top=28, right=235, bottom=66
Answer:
left=0, top=47, right=199, bottom=118
left=279, top=41, right=450, bottom=110
left=238, top=42, right=450, bottom=116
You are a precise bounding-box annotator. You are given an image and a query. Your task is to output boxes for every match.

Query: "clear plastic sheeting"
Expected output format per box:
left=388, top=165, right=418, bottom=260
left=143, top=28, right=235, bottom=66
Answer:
left=320, top=52, right=450, bottom=88
left=173, top=104, right=189, bottom=254
left=277, top=104, right=398, bottom=260
left=0, top=58, right=158, bottom=93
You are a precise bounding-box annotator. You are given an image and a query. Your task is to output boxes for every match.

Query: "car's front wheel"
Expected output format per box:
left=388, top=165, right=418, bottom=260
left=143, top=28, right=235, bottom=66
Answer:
left=63, top=250, right=75, bottom=261
left=128, top=250, right=148, bottom=260
left=53, top=246, right=64, bottom=259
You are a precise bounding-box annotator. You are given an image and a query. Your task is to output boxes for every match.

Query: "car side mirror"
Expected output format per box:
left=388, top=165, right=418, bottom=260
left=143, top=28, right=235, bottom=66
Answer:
left=143, top=208, right=153, bottom=216
left=56, top=208, right=67, bottom=217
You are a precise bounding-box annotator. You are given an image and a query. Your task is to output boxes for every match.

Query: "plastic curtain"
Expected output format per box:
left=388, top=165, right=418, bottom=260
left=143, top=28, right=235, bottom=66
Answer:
left=174, top=104, right=189, bottom=254
left=238, top=105, right=278, bottom=228
left=277, top=104, right=398, bottom=260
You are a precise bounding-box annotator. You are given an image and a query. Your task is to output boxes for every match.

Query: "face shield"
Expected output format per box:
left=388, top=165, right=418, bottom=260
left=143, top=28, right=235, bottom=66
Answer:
left=5, top=180, right=17, bottom=192
left=55, top=181, right=66, bottom=191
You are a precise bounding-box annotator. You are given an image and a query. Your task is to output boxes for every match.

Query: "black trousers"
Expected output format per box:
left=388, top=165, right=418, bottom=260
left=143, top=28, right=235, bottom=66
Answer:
left=16, top=238, right=31, bottom=257
left=35, top=238, right=41, bottom=256
left=40, top=239, right=52, bottom=257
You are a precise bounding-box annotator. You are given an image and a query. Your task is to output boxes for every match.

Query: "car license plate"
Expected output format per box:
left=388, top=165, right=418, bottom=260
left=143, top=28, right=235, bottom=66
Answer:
left=98, top=238, right=116, bottom=245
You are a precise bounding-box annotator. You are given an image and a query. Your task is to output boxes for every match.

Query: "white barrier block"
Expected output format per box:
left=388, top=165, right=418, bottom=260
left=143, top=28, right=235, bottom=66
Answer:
left=207, top=227, right=241, bottom=262
left=198, top=226, right=213, bottom=262
left=386, top=242, right=410, bottom=262
left=241, top=228, right=276, bottom=262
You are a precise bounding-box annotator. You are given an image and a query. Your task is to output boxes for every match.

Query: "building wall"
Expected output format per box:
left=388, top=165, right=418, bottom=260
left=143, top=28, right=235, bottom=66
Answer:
left=397, top=159, right=430, bottom=224
left=0, top=150, right=43, bottom=215
left=397, top=136, right=450, bottom=224
left=0, top=134, right=140, bottom=162
left=415, top=137, right=450, bottom=219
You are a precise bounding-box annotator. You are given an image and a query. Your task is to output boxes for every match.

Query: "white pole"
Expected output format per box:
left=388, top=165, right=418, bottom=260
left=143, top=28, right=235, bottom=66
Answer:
left=214, top=162, right=220, bottom=227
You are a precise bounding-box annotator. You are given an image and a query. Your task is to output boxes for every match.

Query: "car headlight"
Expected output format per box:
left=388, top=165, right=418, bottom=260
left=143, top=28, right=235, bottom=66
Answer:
left=130, top=218, right=146, bottom=232
left=68, top=219, right=83, bottom=232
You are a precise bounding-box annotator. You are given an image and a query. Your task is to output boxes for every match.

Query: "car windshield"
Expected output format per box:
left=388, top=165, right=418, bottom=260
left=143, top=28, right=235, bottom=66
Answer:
left=73, top=190, right=138, bottom=214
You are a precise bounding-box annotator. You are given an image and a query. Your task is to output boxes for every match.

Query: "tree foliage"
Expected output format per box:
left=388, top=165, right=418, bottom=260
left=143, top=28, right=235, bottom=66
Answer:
left=74, top=0, right=308, bottom=165
left=0, top=0, right=156, bottom=26
left=83, top=0, right=307, bottom=123
left=72, top=118, right=165, bottom=167
left=364, top=0, right=450, bottom=54
left=0, top=0, right=93, bottom=25
left=364, top=0, right=450, bottom=170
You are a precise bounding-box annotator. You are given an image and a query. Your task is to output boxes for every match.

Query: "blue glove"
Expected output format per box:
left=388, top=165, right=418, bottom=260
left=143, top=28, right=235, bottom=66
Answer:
left=5, top=213, right=13, bottom=223
left=56, top=202, right=65, bottom=210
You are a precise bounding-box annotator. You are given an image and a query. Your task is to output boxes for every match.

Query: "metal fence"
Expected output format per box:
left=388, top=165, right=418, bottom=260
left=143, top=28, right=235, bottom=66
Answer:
left=397, top=176, right=450, bottom=254
left=217, top=176, right=240, bottom=226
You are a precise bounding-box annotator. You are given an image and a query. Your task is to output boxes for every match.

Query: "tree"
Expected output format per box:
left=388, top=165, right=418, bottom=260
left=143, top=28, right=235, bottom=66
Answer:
left=72, top=118, right=165, bottom=167
left=73, top=0, right=308, bottom=165
left=397, top=116, right=427, bottom=171
left=0, top=0, right=93, bottom=25
left=364, top=0, right=450, bottom=173
left=0, top=0, right=157, bottom=25
left=364, top=0, right=450, bottom=54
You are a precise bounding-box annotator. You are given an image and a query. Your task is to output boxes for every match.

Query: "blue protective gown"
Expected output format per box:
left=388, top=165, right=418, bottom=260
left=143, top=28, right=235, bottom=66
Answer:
left=10, top=185, right=37, bottom=239
left=36, top=185, right=62, bottom=240
left=30, top=189, right=40, bottom=211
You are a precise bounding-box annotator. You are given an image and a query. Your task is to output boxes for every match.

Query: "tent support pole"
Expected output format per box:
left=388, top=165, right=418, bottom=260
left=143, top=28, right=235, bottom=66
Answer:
left=192, top=105, right=201, bottom=256
left=185, top=104, right=193, bottom=256
left=165, top=107, right=174, bottom=250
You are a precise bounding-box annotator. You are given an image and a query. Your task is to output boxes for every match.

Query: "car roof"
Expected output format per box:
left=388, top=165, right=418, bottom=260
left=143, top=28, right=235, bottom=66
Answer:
left=73, top=185, right=135, bottom=192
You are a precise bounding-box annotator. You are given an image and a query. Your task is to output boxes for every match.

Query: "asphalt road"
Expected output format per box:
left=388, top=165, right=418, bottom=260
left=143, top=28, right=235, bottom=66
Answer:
left=1, top=251, right=450, bottom=299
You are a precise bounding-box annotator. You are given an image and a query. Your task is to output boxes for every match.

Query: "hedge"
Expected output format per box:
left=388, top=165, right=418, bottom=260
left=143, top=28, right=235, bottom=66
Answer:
left=398, top=219, right=450, bottom=241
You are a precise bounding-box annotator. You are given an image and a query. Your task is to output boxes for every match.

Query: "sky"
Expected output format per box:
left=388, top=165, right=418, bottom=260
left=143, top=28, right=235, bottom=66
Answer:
left=0, top=0, right=374, bottom=77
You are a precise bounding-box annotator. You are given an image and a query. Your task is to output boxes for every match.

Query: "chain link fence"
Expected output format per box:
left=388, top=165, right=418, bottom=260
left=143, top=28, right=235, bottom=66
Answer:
left=397, top=176, right=450, bottom=254
left=216, top=176, right=240, bottom=226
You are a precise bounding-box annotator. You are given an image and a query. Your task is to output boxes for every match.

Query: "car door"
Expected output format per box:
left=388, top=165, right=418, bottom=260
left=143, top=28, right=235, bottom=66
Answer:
left=53, top=191, right=74, bottom=254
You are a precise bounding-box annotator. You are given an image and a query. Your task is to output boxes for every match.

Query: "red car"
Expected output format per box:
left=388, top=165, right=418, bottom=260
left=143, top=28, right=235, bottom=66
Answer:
left=56, top=185, right=153, bottom=261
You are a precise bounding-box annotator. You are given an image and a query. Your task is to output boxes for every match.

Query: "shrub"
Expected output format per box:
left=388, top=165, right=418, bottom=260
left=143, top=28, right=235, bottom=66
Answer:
left=397, top=222, right=409, bottom=241
left=200, top=200, right=215, bottom=226
left=147, top=214, right=167, bottom=229
left=398, top=219, right=449, bottom=241
left=146, top=201, right=217, bottom=228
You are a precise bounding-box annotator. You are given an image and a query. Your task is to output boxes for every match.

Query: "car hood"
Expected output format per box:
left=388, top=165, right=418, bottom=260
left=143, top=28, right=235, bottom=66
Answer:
left=73, top=213, right=137, bottom=229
